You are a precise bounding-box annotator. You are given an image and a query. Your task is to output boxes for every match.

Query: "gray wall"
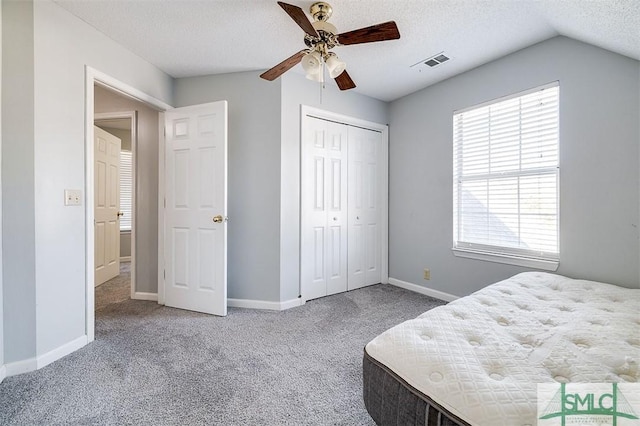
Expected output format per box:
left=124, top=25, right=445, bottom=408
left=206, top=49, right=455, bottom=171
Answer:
left=120, top=232, right=132, bottom=259
left=32, top=0, right=172, bottom=356
left=389, top=36, right=640, bottom=297
left=174, top=71, right=389, bottom=303
left=279, top=72, right=389, bottom=301
left=174, top=72, right=283, bottom=301
left=2, top=0, right=37, bottom=364
left=95, top=87, right=159, bottom=292
left=1, top=0, right=172, bottom=364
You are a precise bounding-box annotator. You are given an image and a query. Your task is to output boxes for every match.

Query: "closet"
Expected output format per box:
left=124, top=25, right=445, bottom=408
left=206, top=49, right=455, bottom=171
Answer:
left=301, top=111, right=386, bottom=301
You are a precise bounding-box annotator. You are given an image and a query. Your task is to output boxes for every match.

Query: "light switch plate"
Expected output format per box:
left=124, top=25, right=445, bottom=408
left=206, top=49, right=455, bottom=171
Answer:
left=64, top=189, right=82, bottom=206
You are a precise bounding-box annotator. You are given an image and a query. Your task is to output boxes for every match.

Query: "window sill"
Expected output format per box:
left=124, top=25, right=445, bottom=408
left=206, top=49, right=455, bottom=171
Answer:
left=452, top=248, right=559, bottom=271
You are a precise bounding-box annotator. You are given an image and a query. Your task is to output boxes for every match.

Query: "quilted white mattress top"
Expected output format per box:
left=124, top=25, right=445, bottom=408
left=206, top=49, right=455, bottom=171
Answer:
left=366, top=272, right=640, bottom=426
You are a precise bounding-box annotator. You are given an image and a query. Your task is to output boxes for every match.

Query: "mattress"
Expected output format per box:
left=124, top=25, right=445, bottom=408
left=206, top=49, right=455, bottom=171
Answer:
left=364, top=272, right=640, bottom=426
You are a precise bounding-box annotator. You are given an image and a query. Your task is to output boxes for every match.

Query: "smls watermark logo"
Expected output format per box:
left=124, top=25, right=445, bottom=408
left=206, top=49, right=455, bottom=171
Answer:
left=538, top=383, right=640, bottom=425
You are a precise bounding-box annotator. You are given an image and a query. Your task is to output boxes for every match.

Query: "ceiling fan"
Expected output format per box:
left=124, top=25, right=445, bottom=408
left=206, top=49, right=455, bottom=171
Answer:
left=260, top=1, right=401, bottom=90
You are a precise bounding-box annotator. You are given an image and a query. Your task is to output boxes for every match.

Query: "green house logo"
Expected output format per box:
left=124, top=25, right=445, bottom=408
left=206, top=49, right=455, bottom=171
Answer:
left=538, top=383, right=639, bottom=426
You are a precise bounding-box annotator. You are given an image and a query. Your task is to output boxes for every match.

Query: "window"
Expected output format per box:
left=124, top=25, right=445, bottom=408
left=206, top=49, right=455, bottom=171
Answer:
left=120, top=150, right=133, bottom=231
left=453, top=83, right=559, bottom=270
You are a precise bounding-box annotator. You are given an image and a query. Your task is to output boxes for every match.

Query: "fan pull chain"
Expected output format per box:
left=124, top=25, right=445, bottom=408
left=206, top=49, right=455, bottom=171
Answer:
left=319, top=63, right=325, bottom=104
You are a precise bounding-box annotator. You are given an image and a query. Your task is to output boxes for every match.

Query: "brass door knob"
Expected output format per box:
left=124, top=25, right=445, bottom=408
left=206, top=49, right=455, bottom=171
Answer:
left=213, top=215, right=224, bottom=223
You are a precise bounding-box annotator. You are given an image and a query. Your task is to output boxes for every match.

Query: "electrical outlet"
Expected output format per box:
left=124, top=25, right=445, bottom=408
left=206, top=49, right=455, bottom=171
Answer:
left=423, top=268, right=431, bottom=280
left=64, top=189, right=82, bottom=206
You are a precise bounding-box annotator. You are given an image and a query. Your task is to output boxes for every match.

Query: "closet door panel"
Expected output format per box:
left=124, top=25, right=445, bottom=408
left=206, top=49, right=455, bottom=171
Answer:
left=325, top=122, right=348, bottom=295
left=348, top=133, right=365, bottom=289
left=302, top=122, right=329, bottom=300
left=349, top=127, right=382, bottom=289
left=302, top=118, right=348, bottom=300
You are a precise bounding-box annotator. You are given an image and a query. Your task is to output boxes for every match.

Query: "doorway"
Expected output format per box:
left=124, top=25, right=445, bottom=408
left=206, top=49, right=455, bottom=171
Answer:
left=94, top=113, right=135, bottom=304
left=85, top=67, right=172, bottom=342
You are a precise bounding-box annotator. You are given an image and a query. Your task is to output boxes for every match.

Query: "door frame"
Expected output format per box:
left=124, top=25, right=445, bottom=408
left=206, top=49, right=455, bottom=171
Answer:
left=94, top=111, right=137, bottom=299
left=84, top=66, right=172, bottom=342
left=299, top=105, right=389, bottom=300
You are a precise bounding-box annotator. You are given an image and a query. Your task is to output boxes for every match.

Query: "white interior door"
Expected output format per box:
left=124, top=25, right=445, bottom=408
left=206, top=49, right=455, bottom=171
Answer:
left=164, top=101, right=228, bottom=316
left=348, top=126, right=382, bottom=289
left=94, top=126, right=121, bottom=286
left=301, top=117, right=348, bottom=300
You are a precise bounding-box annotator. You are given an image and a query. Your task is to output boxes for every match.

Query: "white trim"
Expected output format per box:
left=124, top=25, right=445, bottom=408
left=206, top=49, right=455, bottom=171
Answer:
left=5, top=357, right=37, bottom=377
left=5, top=336, right=88, bottom=377
left=157, top=112, right=166, bottom=305
left=454, top=81, right=559, bottom=114
left=451, top=248, right=559, bottom=271
left=380, top=125, right=389, bottom=285
left=91, top=69, right=172, bottom=111
left=299, top=105, right=389, bottom=300
left=85, top=66, right=172, bottom=343
left=227, top=297, right=305, bottom=311
left=132, top=292, right=158, bottom=301
left=120, top=256, right=131, bottom=262
left=85, top=67, right=96, bottom=343
left=302, top=105, right=389, bottom=131
left=388, top=278, right=459, bottom=302
left=36, top=336, right=87, bottom=370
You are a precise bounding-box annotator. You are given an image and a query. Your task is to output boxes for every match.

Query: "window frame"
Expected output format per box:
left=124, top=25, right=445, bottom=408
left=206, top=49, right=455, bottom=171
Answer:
left=452, top=83, right=560, bottom=271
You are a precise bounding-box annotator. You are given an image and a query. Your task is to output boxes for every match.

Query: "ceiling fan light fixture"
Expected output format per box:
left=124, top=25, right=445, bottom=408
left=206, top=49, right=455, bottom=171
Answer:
left=302, top=51, right=322, bottom=74
left=325, top=53, right=346, bottom=79
left=305, top=68, right=324, bottom=82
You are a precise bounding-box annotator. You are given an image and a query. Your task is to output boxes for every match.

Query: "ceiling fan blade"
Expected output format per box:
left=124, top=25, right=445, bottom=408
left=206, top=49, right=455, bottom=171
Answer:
left=260, top=50, right=307, bottom=81
left=338, top=21, right=400, bottom=45
left=277, top=1, right=319, bottom=38
left=334, top=70, right=356, bottom=91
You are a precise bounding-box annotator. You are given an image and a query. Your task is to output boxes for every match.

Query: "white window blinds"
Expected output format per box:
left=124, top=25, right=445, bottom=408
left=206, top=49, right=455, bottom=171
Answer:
left=120, top=150, right=133, bottom=231
left=453, top=83, right=559, bottom=262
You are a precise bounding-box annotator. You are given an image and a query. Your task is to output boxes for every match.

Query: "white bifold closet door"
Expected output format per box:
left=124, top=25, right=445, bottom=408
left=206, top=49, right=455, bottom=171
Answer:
left=302, top=118, right=349, bottom=300
left=301, top=116, right=382, bottom=300
left=347, top=126, right=381, bottom=290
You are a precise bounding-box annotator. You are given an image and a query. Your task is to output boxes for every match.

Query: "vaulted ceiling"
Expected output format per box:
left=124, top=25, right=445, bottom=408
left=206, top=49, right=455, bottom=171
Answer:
left=55, top=0, right=640, bottom=102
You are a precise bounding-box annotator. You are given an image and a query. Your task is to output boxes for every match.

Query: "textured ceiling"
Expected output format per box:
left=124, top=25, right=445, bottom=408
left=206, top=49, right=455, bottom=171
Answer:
left=54, top=0, right=640, bottom=102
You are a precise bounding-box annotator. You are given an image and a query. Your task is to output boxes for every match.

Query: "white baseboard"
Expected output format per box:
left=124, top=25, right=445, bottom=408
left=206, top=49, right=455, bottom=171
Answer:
left=120, top=256, right=131, bottom=262
left=5, top=335, right=88, bottom=377
left=5, top=357, right=37, bottom=377
left=0, top=365, right=6, bottom=383
left=228, top=297, right=305, bottom=311
left=388, top=278, right=459, bottom=302
left=132, top=292, right=158, bottom=301
left=37, top=336, right=87, bottom=370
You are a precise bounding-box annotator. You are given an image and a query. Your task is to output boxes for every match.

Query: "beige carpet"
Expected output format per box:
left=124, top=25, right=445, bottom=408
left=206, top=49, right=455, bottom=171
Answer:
left=95, top=262, right=131, bottom=311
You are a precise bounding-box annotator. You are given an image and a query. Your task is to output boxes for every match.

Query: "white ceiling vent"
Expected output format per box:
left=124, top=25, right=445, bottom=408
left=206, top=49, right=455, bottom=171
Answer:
left=411, top=52, right=452, bottom=70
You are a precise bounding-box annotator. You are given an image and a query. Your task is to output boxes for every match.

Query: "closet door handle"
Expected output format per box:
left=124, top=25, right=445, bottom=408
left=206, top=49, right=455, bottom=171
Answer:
left=333, top=217, right=338, bottom=221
